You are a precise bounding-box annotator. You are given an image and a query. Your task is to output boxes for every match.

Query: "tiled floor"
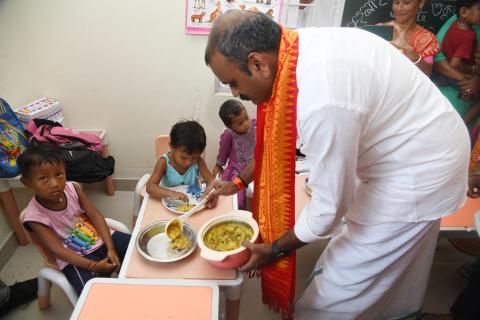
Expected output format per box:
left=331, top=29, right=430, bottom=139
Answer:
left=0, top=188, right=477, bottom=319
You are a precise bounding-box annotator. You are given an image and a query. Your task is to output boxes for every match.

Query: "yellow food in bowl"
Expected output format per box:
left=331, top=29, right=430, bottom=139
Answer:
left=176, top=204, right=195, bottom=212
left=170, top=234, right=191, bottom=251
left=203, top=221, right=253, bottom=251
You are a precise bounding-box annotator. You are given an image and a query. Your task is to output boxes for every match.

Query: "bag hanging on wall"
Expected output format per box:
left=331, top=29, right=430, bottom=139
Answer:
left=0, top=99, right=30, bottom=178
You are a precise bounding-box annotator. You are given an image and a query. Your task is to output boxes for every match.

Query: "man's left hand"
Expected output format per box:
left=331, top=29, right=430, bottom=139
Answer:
left=237, top=241, right=276, bottom=273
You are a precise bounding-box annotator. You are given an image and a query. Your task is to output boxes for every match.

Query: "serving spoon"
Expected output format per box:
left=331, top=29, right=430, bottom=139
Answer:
left=165, top=187, right=216, bottom=240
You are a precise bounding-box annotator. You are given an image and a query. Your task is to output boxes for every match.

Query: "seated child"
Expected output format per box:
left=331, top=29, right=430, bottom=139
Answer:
left=213, top=100, right=256, bottom=209
left=435, top=0, right=480, bottom=123
left=18, top=145, right=130, bottom=295
left=146, top=120, right=214, bottom=201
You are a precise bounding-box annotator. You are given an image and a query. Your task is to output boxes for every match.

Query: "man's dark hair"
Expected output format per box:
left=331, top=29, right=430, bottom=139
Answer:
left=456, top=0, right=480, bottom=14
left=170, top=120, right=206, bottom=154
left=219, top=99, right=245, bottom=127
left=17, top=144, right=65, bottom=179
left=205, top=10, right=281, bottom=75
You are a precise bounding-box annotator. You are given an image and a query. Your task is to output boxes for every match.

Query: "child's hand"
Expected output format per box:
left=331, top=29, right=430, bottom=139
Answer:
left=92, top=257, right=117, bottom=273
left=212, top=165, right=224, bottom=179
left=169, top=191, right=189, bottom=202
left=107, top=249, right=121, bottom=272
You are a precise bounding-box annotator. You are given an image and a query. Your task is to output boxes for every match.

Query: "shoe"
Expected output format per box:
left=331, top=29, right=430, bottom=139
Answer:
left=0, top=278, right=38, bottom=317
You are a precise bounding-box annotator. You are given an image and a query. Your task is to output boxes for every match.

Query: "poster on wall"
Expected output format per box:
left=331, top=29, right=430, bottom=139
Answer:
left=185, top=0, right=284, bottom=35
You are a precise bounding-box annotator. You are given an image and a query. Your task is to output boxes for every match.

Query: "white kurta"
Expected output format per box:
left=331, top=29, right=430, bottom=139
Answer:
left=292, top=28, right=470, bottom=319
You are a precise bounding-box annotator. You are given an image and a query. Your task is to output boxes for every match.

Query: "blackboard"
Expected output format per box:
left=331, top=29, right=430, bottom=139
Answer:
left=341, top=0, right=456, bottom=34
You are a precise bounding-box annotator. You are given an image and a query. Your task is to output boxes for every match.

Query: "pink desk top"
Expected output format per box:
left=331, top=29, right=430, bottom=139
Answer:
left=294, top=175, right=479, bottom=229
left=125, top=195, right=236, bottom=280
left=74, top=281, right=215, bottom=320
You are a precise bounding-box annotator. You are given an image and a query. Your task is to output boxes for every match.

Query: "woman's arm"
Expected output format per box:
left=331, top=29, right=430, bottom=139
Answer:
left=145, top=157, right=188, bottom=201
left=29, top=222, right=116, bottom=273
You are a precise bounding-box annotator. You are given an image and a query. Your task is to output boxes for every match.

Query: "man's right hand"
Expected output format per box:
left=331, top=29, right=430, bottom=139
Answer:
left=204, top=179, right=240, bottom=199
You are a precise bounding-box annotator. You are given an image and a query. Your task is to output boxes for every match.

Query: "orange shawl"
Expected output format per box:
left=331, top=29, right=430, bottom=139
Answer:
left=253, top=27, right=299, bottom=319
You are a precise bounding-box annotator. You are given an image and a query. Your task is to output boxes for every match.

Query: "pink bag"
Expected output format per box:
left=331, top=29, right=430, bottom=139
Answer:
left=29, top=124, right=103, bottom=152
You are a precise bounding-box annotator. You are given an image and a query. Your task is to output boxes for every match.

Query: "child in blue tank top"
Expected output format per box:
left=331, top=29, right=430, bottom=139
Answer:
left=146, top=120, right=214, bottom=202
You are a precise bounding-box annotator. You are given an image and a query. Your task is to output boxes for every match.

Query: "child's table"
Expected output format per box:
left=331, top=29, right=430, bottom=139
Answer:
left=119, top=194, right=243, bottom=320
left=69, top=278, right=219, bottom=320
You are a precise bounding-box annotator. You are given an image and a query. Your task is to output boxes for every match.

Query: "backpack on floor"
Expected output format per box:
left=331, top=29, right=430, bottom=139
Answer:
left=0, top=99, right=30, bottom=178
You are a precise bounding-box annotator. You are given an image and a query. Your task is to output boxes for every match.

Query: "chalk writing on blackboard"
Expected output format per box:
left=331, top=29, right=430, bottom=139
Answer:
left=341, top=0, right=456, bottom=34
left=345, top=0, right=390, bottom=28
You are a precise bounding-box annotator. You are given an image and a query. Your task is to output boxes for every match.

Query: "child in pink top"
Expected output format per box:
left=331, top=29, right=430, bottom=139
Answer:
left=213, top=100, right=256, bottom=209
left=19, top=145, right=130, bottom=294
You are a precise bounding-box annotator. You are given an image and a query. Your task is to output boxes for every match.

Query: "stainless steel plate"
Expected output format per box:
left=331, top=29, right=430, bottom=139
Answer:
left=136, top=220, right=196, bottom=263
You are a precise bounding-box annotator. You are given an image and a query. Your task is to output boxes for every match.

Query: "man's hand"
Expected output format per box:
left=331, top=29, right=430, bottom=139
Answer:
left=237, top=241, right=276, bottom=273
left=204, top=179, right=240, bottom=199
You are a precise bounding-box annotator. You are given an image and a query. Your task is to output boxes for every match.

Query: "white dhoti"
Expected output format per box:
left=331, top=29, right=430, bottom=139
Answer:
left=295, top=218, right=441, bottom=320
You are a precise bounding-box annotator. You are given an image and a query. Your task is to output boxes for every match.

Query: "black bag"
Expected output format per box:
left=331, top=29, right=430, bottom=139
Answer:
left=61, top=148, right=115, bottom=183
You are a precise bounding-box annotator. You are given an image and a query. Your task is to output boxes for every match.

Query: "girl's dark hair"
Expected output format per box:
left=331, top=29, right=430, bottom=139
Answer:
left=219, top=99, right=245, bottom=127
left=456, top=0, right=480, bottom=13
left=170, top=120, right=206, bottom=154
left=17, top=144, right=65, bottom=179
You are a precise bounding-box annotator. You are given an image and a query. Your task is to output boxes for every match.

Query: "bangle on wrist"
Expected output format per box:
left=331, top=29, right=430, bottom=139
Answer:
left=237, top=174, right=247, bottom=187
left=413, top=53, right=422, bottom=65
left=231, top=176, right=245, bottom=191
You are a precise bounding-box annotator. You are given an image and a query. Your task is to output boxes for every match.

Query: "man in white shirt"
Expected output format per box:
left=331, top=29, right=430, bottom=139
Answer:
left=205, top=10, right=470, bottom=320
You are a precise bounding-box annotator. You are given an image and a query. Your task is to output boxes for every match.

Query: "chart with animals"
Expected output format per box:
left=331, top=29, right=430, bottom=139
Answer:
left=185, top=0, right=283, bottom=35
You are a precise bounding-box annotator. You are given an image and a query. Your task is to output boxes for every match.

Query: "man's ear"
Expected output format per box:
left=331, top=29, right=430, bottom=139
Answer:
left=459, top=7, right=468, bottom=18
left=247, top=52, right=272, bottom=78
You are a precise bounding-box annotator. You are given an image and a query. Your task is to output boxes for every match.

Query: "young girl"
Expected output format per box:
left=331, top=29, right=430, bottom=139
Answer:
left=146, top=120, right=214, bottom=201
left=213, top=100, right=256, bottom=209
left=18, top=145, right=130, bottom=295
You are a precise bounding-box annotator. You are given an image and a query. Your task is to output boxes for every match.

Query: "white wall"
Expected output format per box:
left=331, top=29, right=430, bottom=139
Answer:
left=0, top=0, right=260, bottom=179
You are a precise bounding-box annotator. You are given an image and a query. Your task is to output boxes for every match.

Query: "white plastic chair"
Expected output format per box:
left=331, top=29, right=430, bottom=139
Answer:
left=133, top=135, right=170, bottom=224
left=19, top=189, right=131, bottom=310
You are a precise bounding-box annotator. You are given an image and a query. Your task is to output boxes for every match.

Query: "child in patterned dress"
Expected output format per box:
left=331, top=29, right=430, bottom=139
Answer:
left=213, top=100, right=256, bottom=209
left=19, top=145, right=130, bottom=294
